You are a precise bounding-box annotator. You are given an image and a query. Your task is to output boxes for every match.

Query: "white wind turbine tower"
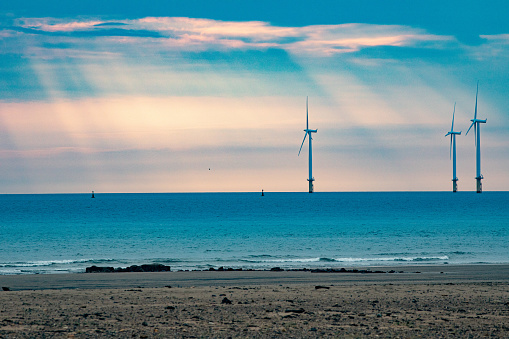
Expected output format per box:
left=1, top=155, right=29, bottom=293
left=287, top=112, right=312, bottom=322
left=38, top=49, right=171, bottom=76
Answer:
left=445, top=103, right=461, bottom=192
left=465, top=81, right=487, bottom=193
left=298, top=97, right=318, bottom=193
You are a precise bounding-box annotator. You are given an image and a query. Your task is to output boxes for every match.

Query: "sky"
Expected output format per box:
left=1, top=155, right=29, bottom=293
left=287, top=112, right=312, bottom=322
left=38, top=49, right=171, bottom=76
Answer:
left=1, top=0, right=508, bottom=193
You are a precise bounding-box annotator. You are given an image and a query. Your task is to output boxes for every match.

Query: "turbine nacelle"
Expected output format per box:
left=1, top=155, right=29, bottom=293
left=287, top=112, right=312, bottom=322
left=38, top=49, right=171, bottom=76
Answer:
left=465, top=119, right=487, bottom=136
left=470, top=118, right=487, bottom=124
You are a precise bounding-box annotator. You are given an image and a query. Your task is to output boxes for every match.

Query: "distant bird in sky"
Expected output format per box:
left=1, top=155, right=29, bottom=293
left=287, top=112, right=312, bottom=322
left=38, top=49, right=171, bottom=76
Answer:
left=445, top=103, right=461, bottom=192
left=298, top=97, right=317, bottom=193
left=465, top=81, right=487, bottom=193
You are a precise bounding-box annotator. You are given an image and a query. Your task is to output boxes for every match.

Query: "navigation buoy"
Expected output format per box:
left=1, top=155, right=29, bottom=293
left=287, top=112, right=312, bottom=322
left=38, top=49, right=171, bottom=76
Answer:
left=91, top=191, right=95, bottom=198
left=261, top=189, right=264, bottom=197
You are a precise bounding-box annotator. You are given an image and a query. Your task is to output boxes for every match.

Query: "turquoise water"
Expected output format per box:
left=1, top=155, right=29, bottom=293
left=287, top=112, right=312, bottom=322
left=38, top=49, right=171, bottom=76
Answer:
left=0, top=192, right=508, bottom=274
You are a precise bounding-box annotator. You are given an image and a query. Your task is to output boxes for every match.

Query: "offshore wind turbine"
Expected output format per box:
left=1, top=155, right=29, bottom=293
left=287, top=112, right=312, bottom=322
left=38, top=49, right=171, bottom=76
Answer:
left=298, top=97, right=317, bottom=193
left=465, top=81, right=487, bottom=193
left=445, top=103, right=461, bottom=192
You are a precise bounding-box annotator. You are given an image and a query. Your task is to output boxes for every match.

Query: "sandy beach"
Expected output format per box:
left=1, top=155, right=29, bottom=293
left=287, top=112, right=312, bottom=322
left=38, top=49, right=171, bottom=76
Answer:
left=1, top=265, right=509, bottom=338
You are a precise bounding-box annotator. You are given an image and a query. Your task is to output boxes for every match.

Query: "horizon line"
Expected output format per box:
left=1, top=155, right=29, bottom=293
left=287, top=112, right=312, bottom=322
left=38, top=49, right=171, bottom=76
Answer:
left=1, top=190, right=507, bottom=195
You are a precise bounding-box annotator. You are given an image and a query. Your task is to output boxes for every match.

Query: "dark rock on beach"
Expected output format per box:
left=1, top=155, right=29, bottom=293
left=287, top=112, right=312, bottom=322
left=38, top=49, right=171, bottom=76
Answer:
left=84, top=265, right=408, bottom=274
left=213, top=267, right=244, bottom=271
left=270, top=267, right=284, bottom=271
left=86, top=266, right=115, bottom=273
left=86, top=264, right=171, bottom=273
left=119, top=264, right=171, bottom=272
left=221, top=297, right=232, bottom=304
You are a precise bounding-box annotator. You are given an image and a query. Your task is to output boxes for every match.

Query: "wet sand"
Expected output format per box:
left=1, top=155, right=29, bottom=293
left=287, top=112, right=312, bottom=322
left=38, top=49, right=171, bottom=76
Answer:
left=1, top=265, right=508, bottom=338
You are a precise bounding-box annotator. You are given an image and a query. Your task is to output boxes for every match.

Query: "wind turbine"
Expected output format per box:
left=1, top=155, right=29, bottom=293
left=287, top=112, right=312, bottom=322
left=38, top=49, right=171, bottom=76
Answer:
left=465, top=81, right=487, bottom=193
left=298, top=97, right=317, bottom=193
left=445, top=103, right=461, bottom=192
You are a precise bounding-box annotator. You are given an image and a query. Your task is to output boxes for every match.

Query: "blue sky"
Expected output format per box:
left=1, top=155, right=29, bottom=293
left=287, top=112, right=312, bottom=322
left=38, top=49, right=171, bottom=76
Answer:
left=1, top=0, right=508, bottom=193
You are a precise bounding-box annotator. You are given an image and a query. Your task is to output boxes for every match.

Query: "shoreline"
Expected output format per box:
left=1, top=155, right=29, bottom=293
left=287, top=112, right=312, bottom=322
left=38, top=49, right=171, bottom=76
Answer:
left=1, top=264, right=508, bottom=291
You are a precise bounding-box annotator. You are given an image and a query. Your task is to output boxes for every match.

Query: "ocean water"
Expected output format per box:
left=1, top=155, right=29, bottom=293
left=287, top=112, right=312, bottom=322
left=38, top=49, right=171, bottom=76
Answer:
left=0, top=192, right=508, bottom=275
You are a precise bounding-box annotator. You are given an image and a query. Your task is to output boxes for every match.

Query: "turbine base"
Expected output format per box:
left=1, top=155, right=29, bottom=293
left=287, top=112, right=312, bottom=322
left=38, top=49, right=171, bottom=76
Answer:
left=307, top=179, right=314, bottom=193
left=476, top=177, right=482, bottom=193
left=452, top=179, right=458, bottom=193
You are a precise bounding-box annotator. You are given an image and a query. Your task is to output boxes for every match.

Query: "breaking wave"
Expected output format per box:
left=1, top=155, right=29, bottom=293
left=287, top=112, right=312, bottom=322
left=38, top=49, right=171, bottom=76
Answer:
left=238, top=255, right=449, bottom=265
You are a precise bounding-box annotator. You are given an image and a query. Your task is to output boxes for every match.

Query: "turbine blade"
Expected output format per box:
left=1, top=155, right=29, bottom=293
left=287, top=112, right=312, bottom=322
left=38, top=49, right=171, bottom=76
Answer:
left=451, top=102, right=456, bottom=131
left=298, top=133, right=307, bottom=156
left=450, top=135, right=452, bottom=160
left=306, top=96, right=309, bottom=130
left=474, top=81, right=479, bottom=120
left=465, top=122, right=474, bottom=136
left=473, top=125, right=477, bottom=148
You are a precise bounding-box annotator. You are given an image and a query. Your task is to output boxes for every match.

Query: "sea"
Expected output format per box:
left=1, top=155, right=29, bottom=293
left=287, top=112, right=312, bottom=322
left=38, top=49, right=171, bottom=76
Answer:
left=0, top=192, right=508, bottom=275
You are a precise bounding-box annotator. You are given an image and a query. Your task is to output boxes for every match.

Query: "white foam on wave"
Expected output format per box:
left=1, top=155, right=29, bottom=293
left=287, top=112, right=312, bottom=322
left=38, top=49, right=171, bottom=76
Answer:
left=0, top=258, right=118, bottom=275
left=258, top=257, right=322, bottom=263
left=334, top=256, right=449, bottom=262
left=244, top=255, right=449, bottom=264
left=0, top=258, right=111, bottom=268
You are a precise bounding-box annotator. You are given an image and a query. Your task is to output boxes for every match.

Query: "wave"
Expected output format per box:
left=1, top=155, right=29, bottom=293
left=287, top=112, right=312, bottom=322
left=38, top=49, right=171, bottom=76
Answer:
left=239, top=255, right=449, bottom=264
left=0, top=255, right=450, bottom=268
left=240, top=257, right=323, bottom=263
left=247, top=254, right=276, bottom=259
left=0, top=258, right=115, bottom=268
left=0, top=254, right=452, bottom=275
left=151, top=258, right=190, bottom=264
left=337, top=256, right=449, bottom=262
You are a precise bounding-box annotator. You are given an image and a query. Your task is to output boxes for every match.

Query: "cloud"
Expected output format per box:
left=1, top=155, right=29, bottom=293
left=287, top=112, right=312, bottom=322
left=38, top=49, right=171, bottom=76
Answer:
left=460, top=34, right=509, bottom=61
left=9, top=16, right=454, bottom=57
left=480, top=34, right=509, bottom=41
left=136, top=18, right=453, bottom=55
